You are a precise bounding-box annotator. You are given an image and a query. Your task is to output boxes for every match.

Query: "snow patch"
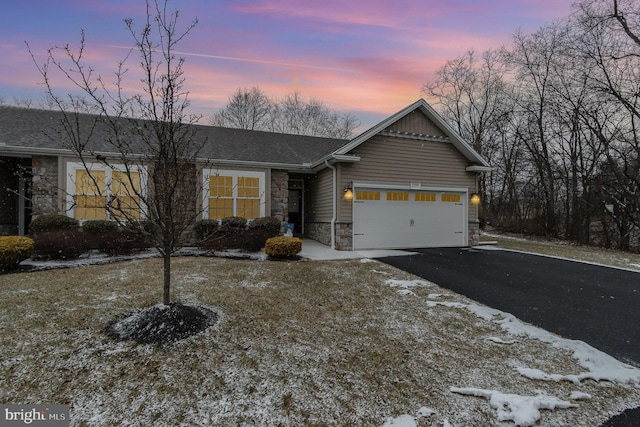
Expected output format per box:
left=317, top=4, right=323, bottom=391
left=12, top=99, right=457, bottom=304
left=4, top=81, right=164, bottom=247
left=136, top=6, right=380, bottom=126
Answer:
left=416, top=406, right=435, bottom=418
left=451, top=387, right=577, bottom=427
left=428, top=299, right=640, bottom=384
left=487, top=336, right=517, bottom=345
left=386, top=279, right=434, bottom=289
left=381, top=414, right=416, bottom=427
left=570, top=391, right=592, bottom=400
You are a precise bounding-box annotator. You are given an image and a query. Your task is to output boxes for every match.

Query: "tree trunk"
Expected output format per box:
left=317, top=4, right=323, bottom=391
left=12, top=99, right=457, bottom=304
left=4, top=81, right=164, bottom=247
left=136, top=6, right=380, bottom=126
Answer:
left=163, top=252, right=171, bottom=305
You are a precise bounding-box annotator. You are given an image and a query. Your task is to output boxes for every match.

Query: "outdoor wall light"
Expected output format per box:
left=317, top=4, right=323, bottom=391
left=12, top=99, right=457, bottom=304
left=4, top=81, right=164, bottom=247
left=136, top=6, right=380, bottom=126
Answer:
left=343, top=187, right=353, bottom=201
left=470, top=192, right=481, bottom=205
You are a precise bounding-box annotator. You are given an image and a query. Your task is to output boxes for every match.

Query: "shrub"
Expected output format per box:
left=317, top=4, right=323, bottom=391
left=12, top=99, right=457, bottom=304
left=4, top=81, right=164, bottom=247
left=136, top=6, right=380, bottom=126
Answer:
left=264, top=236, right=302, bottom=259
left=238, top=228, right=270, bottom=252
left=99, top=229, right=146, bottom=256
left=29, top=214, right=79, bottom=233
left=0, top=236, right=34, bottom=271
left=202, top=228, right=268, bottom=252
left=248, top=216, right=281, bottom=237
left=82, top=220, right=118, bottom=234
left=32, top=230, right=89, bottom=260
left=221, top=216, right=247, bottom=229
left=193, top=219, right=219, bottom=241
left=121, top=220, right=155, bottom=248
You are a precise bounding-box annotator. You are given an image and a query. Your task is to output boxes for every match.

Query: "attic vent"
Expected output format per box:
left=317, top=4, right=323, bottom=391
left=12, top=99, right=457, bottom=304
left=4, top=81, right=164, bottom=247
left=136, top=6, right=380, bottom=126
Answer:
left=381, top=129, right=449, bottom=142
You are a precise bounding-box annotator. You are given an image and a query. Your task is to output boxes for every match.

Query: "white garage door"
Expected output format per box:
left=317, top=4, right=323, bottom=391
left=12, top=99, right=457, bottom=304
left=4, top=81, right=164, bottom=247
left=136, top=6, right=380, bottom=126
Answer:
left=353, top=188, right=467, bottom=250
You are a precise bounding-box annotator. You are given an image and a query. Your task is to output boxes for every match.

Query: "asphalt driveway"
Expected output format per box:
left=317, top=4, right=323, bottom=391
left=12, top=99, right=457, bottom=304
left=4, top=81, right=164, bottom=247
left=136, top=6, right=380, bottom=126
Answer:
left=377, top=247, right=640, bottom=365
left=377, top=247, right=640, bottom=426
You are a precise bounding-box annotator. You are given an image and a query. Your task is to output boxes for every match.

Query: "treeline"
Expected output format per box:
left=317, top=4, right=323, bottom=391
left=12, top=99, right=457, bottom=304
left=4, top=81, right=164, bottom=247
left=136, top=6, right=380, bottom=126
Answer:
left=424, top=0, right=640, bottom=251
left=211, top=87, right=360, bottom=139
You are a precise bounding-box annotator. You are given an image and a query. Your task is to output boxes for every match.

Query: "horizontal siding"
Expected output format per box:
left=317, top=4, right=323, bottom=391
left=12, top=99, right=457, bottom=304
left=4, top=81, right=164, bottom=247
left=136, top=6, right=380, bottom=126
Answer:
left=338, top=135, right=477, bottom=222
left=386, top=110, right=447, bottom=137
left=306, top=168, right=334, bottom=222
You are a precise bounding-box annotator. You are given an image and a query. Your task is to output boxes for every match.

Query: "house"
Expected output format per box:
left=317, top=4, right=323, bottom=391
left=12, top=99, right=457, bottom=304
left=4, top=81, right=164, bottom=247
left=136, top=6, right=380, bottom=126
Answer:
left=0, top=99, right=491, bottom=250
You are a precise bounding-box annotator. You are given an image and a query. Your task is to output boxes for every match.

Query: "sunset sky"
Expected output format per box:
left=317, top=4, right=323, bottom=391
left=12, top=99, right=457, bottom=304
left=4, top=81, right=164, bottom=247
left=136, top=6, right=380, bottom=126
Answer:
left=0, top=0, right=573, bottom=128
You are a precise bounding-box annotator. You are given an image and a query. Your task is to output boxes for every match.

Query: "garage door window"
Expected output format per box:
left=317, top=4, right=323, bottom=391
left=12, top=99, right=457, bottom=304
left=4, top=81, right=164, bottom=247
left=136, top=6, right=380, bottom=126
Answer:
left=387, top=191, right=409, bottom=201
left=442, top=193, right=462, bottom=203
left=356, top=191, right=380, bottom=201
left=415, top=193, right=436, bottom=202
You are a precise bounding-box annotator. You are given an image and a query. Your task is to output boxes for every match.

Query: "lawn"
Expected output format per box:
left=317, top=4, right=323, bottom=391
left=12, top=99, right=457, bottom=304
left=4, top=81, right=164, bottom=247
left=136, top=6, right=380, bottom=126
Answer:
left=1, top=254, right=639, bottom=426
left=480, top=231, right=640, bottom=272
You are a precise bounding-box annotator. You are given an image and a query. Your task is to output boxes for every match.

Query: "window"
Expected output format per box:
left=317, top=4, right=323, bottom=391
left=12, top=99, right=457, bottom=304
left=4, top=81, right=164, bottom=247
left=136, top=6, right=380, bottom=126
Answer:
left=386, top=191, right=409, bottom=201
left=355, top=191, right=380, bottom=201
left=209, top=175, right=233, bottom=219
left=204, top=170, right=265, bottom=220
left=237, top=176, right=260, bottom=219
left=75, top=169, right=106, bottom=220
left=441, top=193, right=462, bottom=203
left=67, top=162, right=145, bottom=221
left=111, top=171, right=141, bottom=219
left=415, top=193, right=436, bottom=202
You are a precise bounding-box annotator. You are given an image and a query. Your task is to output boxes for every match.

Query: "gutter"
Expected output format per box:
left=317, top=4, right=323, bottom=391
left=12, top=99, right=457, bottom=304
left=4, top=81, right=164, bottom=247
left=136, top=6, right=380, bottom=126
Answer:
left=324, top=159, right=337, bottom=250
left=0, top=144, right=323, bottom=173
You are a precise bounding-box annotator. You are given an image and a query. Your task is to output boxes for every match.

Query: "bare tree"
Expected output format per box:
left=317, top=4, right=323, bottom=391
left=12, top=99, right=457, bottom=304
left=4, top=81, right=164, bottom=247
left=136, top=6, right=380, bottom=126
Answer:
left=505, top=24, right=573, bottom=236
left=211, top=86, right=271, bottom=130
left=28, top=0, right=203, bottom=305
left=212, top=89, right=360, bottom=139
left=573, top=0, right=640, bottom=249
left=423, top=49, right=514, bottom=225
left=12, top=97, right=34, bottom=108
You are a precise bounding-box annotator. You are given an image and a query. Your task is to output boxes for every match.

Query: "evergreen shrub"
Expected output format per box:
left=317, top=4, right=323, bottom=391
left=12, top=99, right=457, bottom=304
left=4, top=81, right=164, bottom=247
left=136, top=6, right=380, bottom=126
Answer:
left=248, top=216, right=281, bottom=237
left=264, top=236, right=302, bottom=259
left=29, top=214, right=79, bottom=233
left=0, top=236, right=34, bottom=271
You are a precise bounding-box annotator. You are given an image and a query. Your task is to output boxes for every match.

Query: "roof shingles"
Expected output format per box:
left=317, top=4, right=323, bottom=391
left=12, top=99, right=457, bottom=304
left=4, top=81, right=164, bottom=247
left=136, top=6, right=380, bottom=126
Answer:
left=0, top=106, right=348, bottom=166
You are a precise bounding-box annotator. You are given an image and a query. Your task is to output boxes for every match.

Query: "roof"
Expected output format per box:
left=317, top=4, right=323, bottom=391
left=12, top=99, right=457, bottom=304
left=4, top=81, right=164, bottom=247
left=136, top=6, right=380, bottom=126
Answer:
left=332, top=99, right=491, bottom=169
left=0, top=106, right=349, bottom=168
left=0, top=101, right=491, bottom=172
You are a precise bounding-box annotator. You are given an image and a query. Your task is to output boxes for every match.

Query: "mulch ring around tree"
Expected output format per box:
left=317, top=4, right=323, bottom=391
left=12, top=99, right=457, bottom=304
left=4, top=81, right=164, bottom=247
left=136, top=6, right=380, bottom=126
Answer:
left=106, top=303, right=218, bottom=345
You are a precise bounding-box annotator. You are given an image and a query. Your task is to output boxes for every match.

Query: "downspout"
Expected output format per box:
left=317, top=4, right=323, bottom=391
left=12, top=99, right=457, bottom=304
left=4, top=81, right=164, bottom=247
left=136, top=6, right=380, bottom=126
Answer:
left=325, top=160, right=336, bottom=249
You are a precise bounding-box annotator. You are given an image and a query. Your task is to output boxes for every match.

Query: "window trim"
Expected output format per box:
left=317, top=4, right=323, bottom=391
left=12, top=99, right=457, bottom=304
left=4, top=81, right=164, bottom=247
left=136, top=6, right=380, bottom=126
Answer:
left=66, top=161, right=147, bottom=221
left=202, top=169, right=266, bottom=220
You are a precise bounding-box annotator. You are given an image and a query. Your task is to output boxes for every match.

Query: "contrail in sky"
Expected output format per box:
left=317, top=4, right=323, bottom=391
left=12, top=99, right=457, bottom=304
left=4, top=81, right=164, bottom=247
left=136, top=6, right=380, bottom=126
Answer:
left=108, top=45, right=353, bottom=73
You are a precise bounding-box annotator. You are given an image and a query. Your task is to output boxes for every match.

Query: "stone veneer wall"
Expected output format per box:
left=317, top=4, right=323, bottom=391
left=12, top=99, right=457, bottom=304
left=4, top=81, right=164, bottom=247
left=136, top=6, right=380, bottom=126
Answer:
left=468, top=220, right=480, bottom=246
left=31, top=156, right=60, bottom=218
left=335, top=222, right=353, bottom=250
left=305, top=221, right=353, bottom=250
left=270, top=170, right=288, bottom=225
left=305, top=222, right=331, bottom=247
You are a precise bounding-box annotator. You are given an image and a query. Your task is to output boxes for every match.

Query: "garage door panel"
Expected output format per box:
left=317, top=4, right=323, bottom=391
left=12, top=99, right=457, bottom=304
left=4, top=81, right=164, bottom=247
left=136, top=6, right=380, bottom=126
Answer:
left=353, top=188, right=467, bottom=250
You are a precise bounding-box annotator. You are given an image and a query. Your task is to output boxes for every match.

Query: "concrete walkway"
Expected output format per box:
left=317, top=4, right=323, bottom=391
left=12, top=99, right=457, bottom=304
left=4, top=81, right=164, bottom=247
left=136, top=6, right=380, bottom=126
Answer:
left=299, top=239, right=415, bottom=261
